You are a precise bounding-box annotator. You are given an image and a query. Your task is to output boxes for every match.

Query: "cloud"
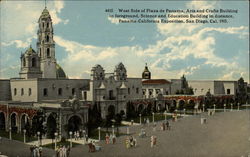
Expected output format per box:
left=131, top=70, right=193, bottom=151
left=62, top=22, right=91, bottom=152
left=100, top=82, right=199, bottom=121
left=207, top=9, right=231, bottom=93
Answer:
left=1, top=1, right=68, bottom=46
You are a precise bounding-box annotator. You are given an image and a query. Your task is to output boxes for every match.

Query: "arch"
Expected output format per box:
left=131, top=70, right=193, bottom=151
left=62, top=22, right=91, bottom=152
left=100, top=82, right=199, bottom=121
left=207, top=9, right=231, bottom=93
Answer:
left=68, top=115, right=83, bottom=133
left=0, top=112, right=5, bottom=130
left=31, top=58, right=36, bottom=67
left=46, top=113, right=57, bottom=139
left=137, top=104, right=144, bottom=114
left=46, top=35, right=49, bottom=42
left=157, top=104, right=162, bottom=111
left=20, top=114, right=30, bottom=131
left=177, top=100, right=185, bottom=110
left=107, top=105, right=115, bottom=119
left=10, top=112, right=18, bottom=132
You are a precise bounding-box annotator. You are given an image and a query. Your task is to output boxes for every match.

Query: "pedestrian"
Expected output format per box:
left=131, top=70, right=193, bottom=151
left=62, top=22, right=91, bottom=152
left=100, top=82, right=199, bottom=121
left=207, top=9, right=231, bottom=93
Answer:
left=59, top=145, right=63, bottom=157
left=74, top=132, right=77, bottom=140
left=105, top=133, right=109, bottom=144
left=109, top=134, right=113, bottom=144
left=38, top=146, right=42, bottom=157
left=150, top=136, right=154, bottom=148
left=166, top=120, right=170, bottom=130
left=86, top=135, right=89, bottom=143
left=112, top=134, right=116, bottom=144
left=30, top=145, right=34, bottom=157
left=66, top=145, right=70, bottom=157
left=55, top=146, right=60, bottom=157
left=62, top=146, right=67, bottom=157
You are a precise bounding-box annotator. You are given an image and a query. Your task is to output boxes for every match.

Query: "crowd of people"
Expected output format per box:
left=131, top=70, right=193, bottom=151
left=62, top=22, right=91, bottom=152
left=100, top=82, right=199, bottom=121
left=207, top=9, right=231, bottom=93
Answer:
left=55, top=145, right=70, bottom=157
left=105, top=133, right=117, bottom=144
left=30, top=145, right=42, bottom=157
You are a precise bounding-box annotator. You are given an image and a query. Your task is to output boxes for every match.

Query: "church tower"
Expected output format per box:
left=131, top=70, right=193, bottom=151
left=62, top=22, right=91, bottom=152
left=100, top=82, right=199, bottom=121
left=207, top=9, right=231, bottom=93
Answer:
left=37, top=7, right=57, bottom=78
left=19, top=46, right=42, bottom=79
left=142, top=63, right=151, bottom=79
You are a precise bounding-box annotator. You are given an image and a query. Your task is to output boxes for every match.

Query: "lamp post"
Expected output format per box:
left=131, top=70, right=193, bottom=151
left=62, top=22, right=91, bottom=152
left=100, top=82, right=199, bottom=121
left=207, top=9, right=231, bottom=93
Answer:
left=152, top=112, right=155, bottom=123
left=69, top=131, right=72, bottom=148
left=202, top=104, right=205, bottom=112
left=54, top=132, right=58, bottom=150
left=164, top=110, right=167, bottom=122
left=231, top=103, right=233, bottom=111
left=9, top=127, right=12, bottom=140
left=23, top=129, right=26, bottom=143
left=139, top=114, right=142, bottom=125
left=112, top=125, right=114, bottom=136
left=82, top=130, right=86, bottom=143
left=37, top=131, right=40, bottom=146
left=224, top=104, right=226, bottom=112
left=98, top=127, right=101, bottom=141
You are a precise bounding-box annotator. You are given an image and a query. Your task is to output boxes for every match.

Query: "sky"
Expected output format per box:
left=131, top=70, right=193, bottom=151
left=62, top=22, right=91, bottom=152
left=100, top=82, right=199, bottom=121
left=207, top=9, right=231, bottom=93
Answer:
left=0, top=0, right=249, bottom=82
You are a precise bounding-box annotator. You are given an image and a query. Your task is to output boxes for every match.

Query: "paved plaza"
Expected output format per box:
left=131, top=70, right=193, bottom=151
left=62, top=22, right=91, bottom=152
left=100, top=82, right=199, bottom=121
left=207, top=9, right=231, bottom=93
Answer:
left=1, top=110, right=250, bottom=157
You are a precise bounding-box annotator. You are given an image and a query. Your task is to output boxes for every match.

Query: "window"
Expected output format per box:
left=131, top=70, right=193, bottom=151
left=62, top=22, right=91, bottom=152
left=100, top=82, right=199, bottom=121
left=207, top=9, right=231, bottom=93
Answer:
left=42, top=22, right=44, bottom=28
left=72, top=88, right=75, bottom=95
left=128, top=88, right=130, bottom=94
left=136, top=88, right=139, bottom=94
left=46, top=35, right=49, bottom=42
left=43, top=88, right=48, bottom=96
left=31, top=58, right=36, bottom=67
left=227, top=89, right=231, bottom=94
left=47, top=48, right=50, bottom=57
left=142, top=90, right=145, bottom=95
left=149, top=90, right=153, bottom=95
left=58, top=88, right=62, bottom=96
left=28, top=88, right=32, bottom=96
left=47, top=22, right=49, bottom=28
left=14, top=88, right=17, bottom=96
left=21, top=88, right=24, bottom=96
left=83, top=91, right=87, bottom=100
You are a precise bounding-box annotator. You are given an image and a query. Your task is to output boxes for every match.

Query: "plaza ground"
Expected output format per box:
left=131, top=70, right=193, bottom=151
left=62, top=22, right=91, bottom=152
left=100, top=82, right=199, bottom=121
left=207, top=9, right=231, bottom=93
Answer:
left=1, top=110, right=250, bottom=157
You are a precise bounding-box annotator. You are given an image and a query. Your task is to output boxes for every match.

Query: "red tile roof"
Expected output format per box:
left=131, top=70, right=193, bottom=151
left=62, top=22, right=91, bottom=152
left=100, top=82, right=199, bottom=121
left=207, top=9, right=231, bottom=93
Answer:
left=142, top=79, right=171, bottom=85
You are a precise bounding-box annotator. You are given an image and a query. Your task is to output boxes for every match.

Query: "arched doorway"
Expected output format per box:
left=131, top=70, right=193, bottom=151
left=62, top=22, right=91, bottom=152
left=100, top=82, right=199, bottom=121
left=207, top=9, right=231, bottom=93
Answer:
left=10, top=113, right=18, bottom=132
left=47, top=113, right=57, bottom=139
left=137, top=104, right=144, bottom=114
left=20, top=114, right=30, bottom=131
left=108, top=105, right=115, bottom=119
left=68, top=115, right=82, bottom=132
left=0, top=112, right=5, bottom=130
left=157, top=104, right=162, bottom=112
left=178, top=100, right=185, bottom=110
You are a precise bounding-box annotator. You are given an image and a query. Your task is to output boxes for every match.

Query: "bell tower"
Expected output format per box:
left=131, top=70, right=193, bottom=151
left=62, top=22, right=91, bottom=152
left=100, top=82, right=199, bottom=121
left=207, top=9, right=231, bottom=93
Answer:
left=37, top=7, right=57, bottom=78
left=142, top=63, right=151, bottom=80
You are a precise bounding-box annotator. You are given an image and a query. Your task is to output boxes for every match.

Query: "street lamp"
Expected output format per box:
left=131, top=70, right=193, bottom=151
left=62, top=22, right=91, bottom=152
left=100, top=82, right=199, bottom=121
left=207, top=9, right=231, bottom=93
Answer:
left=164, top=110, right=167, bottom=121
left=152, top=112, right=155, bottom=123
left=69, top=131, right=73, bottom=148
left=139, top=114, right=142, bottom=125
left=54, top=132, right=58, bottom=150
left=202, top=104, right=205, bottom=112
left=112, top=125, right=114, bottom=136
left=98, top=127, right=101, bottom=141
left=23, top=129, right=26, bottom=143
left=224, top=104, right=226, bottom=112
left=9, top=127, right=12, bottom=140
left=231, top=103, right=233, bottom=111
left=37, top=131, right=40, bottom=146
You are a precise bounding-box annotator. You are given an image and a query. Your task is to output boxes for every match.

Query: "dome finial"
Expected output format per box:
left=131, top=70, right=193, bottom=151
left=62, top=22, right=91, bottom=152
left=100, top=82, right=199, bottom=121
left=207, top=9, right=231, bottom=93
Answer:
left=45, top=0, right=47, bottom=9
